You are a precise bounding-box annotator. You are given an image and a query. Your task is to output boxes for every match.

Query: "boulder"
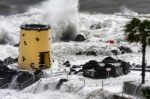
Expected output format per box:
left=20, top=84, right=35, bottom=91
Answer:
left=76, top=52, right=83, bottom=55
left=94, top=64, right=123, bottom=78
left=70, top=65, right=82, bottom=74
left=76, top=51, right=97, bottom=56
left=82, top=60, right=100, bottom=70
left=86, top=51, right=97, bottom=56
left=14, top=43, right=19, bottom=47
left=63, top=61, right=71, bottom=67
left=82, top=60, right=100, bottom=78
left=55, top=79, right=68, bottom=89
left=101, top=56, right=118, bottom=63
left=118, top=60, right=131, bottom=75
left=89, top=23, right=101, bottom=30
left=4, top=57, right=17, bottom=65
left=111, top=50, right=119, bottom=55
left=82, top=57, right=125, bottom=79
left=119, top=46, right=132, bottom=54
left=74, top=34, right=85, bottom=42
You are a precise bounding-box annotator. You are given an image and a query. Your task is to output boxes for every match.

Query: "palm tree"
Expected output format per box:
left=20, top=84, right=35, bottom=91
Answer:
left=124, top=18, right=150, bottom=84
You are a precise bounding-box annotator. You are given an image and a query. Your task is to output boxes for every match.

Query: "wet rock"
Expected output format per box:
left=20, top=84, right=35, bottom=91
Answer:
left=0, top=60, right=4, bottom=66
left=14, top=43, right=19, bottom=47
left=70, top=65, right=82, bottom=74
left=101, top=56, right=118, bottom=63
left=135, top=64, right=141, bottom=68
left=86, top=51, right=97, bottom=56
left=94, top=63, right=123, bottom=78
left=82, top=57, right=125, bottom=79
left=82, top=60, right=100, bottom=78
left=74, top=34, right=85, bottom=42
left=76, top=52, right=83, bottom=55
left=83, top=60, right=100, bottom=70
left=111, top=50, right=119, bottom=55
left=75, top=51, right=97, bottom=56
left=119, top=46, right=132, bottom=54
left=4, top=57, right=15, bottom=65
left=89, top=23, right=101, bottom=30
left=118, top=60, right=131, bottom=75
left=55, top=79, right=68, bottom=89
left=63, top=61, right=71, bottom=67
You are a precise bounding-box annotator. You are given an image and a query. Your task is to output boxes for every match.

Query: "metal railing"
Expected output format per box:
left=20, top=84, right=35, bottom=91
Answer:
left=0, top=72, right=43, bottom=90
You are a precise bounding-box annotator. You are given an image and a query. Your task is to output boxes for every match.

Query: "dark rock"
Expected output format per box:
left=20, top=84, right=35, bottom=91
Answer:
left=76, top=52, right=83, bottom=55
left=4, top=57, right=18, bottom=65
left=118, top=60, right=131, bottom=75
left=135, top=64, right=141, bottom=68
left=86, top=51, right=97, bottom=56
left=76, top=52, right=87, bottom=55
left=101, top=57, right=118, bottom=63
left=82, top=60, right=100, bottom=78
left=55, top=79, right=68, bottom=89
left=82, top=60, right=100, bottom=70
left=63, top=61, right=71, bottom=67
left=94, top=64, right=123, bottom=78
left=76, top=51, right=97, bottom=56
left=0, top=60, right=4, bottom=66
left=82, top=57, right=125, bottom=79
left=14, top=58, right=18, bottom=63
left=74, top=34, right=85, bottom=42
left=111, top=50, right=119, bottom=55
left=14, top=43, right=19, bottom=47
left=119, top=46, right=132, bottom=54
left=70, top=65, right=82, bottom=74
left=89, top=23, right=101, bottom=30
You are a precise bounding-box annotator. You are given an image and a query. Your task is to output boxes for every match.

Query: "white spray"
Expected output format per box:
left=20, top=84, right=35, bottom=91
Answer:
left=0, top=0, right=79, bottom=44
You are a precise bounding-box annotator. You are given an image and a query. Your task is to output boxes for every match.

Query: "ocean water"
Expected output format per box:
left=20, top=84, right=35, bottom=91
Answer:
left=0, top=0, right=149, bottom=44
left=0, top=0, right=150, bottom=99
left=79, top=0, right=150, bottom=14
left=0, top=0, right=150, bottom=15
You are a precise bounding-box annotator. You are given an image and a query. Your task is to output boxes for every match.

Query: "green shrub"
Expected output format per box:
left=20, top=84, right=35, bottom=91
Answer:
left=142, top=87, right=150, bottom=99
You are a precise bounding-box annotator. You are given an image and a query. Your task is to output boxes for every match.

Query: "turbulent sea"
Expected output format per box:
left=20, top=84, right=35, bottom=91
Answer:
left=0, top=0, right=150, bottom=99
left=0, top=0, right=150, bottom=44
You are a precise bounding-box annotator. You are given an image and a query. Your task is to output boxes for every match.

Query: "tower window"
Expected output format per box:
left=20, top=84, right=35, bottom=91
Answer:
left=36, top=38, right=40, bottom=41
left=24, top=41, right=27, bottom=45
left=22, top=57, right=25, bottom=61
left=22, top=34, right=25, bottom=36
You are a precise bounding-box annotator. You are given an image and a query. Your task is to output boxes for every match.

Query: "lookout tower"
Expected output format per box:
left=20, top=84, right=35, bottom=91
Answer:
left=18, top=24, right=52, bottom=70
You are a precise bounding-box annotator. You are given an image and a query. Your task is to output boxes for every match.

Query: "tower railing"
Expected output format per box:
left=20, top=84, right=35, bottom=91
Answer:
left=0, top=71, right=43, bottom=90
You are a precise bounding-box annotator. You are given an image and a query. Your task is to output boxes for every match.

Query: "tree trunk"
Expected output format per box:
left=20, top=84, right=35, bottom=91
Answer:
left=141, top=41, right=146, bottom=84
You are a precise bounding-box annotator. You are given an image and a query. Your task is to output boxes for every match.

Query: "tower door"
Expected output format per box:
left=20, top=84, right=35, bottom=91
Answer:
left=39, top=52, right=50, bottom=69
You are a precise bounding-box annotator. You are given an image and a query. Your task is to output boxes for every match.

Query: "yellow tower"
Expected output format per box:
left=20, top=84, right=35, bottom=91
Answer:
left=18, top=24, right=52, bottom=70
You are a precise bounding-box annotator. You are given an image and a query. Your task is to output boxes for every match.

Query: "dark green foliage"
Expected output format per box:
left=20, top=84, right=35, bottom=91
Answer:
left=124, top=18, right=150, bottom=84
left=142, top=87, right=150, bottom=99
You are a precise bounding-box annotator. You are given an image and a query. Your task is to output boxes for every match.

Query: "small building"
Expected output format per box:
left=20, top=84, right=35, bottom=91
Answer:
left=18, top=24, right=52, bottom=70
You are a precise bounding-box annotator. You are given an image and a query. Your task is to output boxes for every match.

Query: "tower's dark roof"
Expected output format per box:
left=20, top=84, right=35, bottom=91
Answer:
left=20, top=24, right=51, bottom=31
